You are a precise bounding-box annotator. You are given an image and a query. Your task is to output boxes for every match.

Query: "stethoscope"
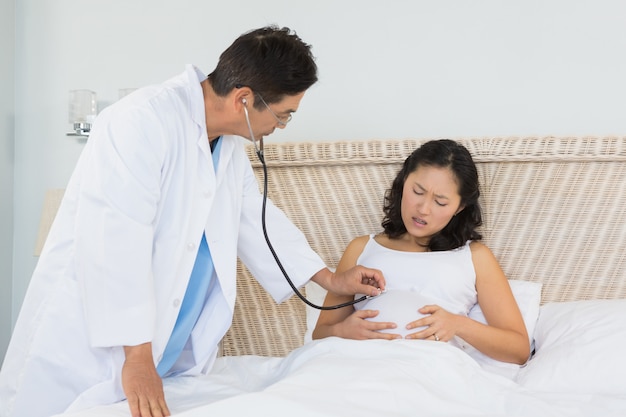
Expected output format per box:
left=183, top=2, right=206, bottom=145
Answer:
left=242, top=98, right=373, bottom=310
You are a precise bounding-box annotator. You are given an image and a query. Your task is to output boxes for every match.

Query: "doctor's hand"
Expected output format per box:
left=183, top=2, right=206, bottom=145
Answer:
left=122, top=343, right=171, bottom=417
left=312, top=266, right=386, bottom=297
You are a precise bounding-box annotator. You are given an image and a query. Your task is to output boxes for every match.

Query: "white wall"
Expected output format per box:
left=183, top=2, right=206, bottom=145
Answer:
left=0, top=0, right=15, bottom=361
left=5, top=0, right=626, bottom=359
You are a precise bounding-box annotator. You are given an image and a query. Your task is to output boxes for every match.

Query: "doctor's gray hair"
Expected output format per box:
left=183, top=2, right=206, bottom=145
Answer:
left=208, top=25, right=318, bottom=110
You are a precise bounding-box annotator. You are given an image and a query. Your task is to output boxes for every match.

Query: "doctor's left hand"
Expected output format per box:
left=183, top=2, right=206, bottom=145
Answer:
left=123, top=343, right=171, bottom=417
left=313, top=266, right=386, bottom=297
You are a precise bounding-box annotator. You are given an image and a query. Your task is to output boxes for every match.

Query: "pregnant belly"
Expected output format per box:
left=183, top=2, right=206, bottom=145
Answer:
left=355, top=290, right=441, bottom=338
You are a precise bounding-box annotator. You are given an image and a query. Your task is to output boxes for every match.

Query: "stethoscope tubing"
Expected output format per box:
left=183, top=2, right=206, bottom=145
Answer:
left=243, top=102, right=367, bottom=310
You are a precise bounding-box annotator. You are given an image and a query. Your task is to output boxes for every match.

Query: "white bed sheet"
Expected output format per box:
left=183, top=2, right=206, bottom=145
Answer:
left=56, top=338, right=626, bottom=417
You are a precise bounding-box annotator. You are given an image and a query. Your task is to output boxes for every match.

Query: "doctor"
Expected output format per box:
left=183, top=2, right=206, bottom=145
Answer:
left=0, top=26, right=385, bottom=417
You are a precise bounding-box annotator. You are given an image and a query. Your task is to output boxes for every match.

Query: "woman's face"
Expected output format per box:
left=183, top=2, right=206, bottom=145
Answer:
left=400, top=165, right=463, bottom=245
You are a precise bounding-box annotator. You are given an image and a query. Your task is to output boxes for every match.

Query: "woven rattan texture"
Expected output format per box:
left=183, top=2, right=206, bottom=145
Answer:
left=220, top=136, right=626, bottom=356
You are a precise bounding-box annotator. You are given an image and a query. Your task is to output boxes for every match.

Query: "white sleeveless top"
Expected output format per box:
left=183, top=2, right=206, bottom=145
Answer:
left=354, top=235, right=477, bottom=337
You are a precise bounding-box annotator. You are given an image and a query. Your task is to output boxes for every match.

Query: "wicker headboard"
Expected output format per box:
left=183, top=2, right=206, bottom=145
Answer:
left=35, top=136, right=626, bottom=358
left=220, top=136, right=626, bottom=357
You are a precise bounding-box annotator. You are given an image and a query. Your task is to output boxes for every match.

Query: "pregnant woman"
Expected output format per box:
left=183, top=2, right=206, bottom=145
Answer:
left=312, top=139, right=530, bottom=365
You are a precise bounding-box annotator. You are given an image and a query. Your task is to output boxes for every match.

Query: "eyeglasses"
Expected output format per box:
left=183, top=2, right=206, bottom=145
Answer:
left=256, top=94, right=293, bottom=127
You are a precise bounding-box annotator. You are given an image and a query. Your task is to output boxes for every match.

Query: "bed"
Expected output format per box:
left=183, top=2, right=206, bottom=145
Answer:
left=46, top=136, right=626, bottom=416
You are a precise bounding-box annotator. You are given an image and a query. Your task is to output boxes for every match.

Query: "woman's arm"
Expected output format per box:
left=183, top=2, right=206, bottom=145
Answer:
left=463, top=242, right=530, bottom=363
left=312, top=236, right=400, bottom=340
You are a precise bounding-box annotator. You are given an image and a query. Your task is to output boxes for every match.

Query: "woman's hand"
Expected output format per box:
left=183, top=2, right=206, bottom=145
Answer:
left=333, top=309, right=401, bottom=340
left=405, top=305, right=460, bottom=342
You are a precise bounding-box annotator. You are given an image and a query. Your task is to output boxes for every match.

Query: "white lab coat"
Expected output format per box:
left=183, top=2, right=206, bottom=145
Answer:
left=0, top=66, right=325, bottom=417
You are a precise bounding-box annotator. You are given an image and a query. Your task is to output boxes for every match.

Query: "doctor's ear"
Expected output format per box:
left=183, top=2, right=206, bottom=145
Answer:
left=234, top=83, right=252, bottom=108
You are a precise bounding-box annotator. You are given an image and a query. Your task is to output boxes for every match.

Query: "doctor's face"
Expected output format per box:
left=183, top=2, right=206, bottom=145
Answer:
left=246, top=92, right=305, bottom=141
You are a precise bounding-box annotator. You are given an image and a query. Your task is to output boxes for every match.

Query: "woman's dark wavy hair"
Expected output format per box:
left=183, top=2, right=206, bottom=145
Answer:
left=381, top=139, right=483, bottom=251
left=208, top=25, right=318, bottom=110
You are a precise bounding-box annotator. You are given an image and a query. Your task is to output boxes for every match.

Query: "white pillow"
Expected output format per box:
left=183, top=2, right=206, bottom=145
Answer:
left=452, top=280, right=541, bottom=378
left=467, top=280, right=542, bottom=346
left=304, top=279, right=542, bottom=359
left=515, top=299, right=626, bottom=395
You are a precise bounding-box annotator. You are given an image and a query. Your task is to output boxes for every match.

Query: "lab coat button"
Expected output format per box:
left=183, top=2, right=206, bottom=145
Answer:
left=203, top=191, right=211, bottom=198
left=173, top=299, right=181, bottom=307
left=187, top=242, right=195, bottom=251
